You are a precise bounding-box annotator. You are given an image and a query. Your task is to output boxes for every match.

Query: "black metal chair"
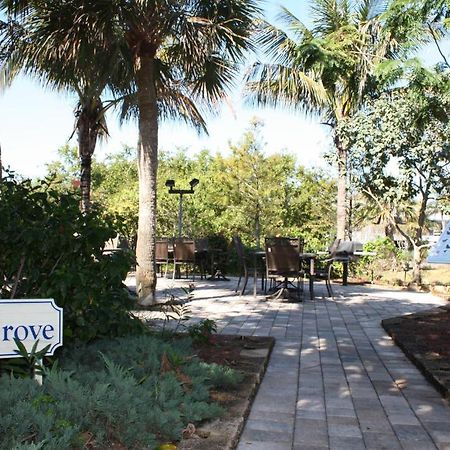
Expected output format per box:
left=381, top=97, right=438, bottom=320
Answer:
left=310, top=238, right=347, bottom=297
left=194, top=238, right=209, bottom=279
left=311, top=257, right=334, bottom=297
left=265, top=237, right=304, bottom=301
left=233, top=235, right=265, bottom=295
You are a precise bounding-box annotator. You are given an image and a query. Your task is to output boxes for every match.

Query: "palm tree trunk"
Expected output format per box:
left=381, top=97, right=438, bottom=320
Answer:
left=80, top=154, right=92, bottom=212
left=135, top=55, right=158, bottom=306
left=335, top=134, right=347, bottom=240
left=78, top=115, right=92, bottom=213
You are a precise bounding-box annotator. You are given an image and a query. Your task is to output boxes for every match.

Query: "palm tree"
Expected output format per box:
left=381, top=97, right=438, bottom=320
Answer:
left=1, top=0, right=261, bottom=304
left=245, top=0, right=398, bottom=240
left=0, top=4, right=112, bottom=212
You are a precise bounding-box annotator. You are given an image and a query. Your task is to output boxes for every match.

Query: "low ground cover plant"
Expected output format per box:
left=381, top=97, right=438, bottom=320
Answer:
left=0, top=334, right=242, bottom=449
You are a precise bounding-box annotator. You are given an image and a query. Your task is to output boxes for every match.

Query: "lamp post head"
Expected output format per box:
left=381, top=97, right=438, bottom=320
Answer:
left=165, top=179, right=175, bottom=190
left=189, top=178, right=199, bottom=189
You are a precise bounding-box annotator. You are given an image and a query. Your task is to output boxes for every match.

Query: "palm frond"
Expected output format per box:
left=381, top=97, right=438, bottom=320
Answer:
left=356, top=0, right=387, bottom=22
left=254, top=19, right=303, bottom=67
left=158, top=88, right=208, bottom=134
left=244, top=62, right=329, bottom=115
left=310, top=0, right=351, bottom=35
left=276, top=6, right=313, bottom=42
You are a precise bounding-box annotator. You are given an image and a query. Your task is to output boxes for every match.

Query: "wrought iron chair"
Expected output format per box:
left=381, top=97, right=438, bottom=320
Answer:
left=194, top=238, right=209, bottom=279
left=265, top=237, right=304, bottom=301
left=233, top=235, right=265, bottom=295
left=312, top=257, right=334, bottom=297
left=310, top=238, right=341, bottom=297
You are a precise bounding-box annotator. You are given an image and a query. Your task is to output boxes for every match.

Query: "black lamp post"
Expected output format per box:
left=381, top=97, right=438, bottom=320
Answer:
left=165, top=178, right=199, bottom=237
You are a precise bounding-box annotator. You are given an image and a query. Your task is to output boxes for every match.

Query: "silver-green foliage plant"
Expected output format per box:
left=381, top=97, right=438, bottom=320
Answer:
left=0, top=334, right=241, bottom=449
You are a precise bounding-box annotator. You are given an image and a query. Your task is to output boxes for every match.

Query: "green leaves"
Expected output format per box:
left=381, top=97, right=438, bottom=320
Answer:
left=1, top=339, right=51, bottom=379
left=339, top=71, right=450, bottom=248
left=0, top=334, right=237, bottom=448
left=0, top=173, right=142, bottom=343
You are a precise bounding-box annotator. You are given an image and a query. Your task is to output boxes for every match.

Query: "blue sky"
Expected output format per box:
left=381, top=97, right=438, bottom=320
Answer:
left=0, top=1, right=448, bottom=178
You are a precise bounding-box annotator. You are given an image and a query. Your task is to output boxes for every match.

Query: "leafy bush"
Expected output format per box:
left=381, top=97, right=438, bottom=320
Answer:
left=0, top=335, right=238, bottom=449
left=0, top=174, right=143, bottom=342
left=187, top=319, right=217, bottom=344
left=356, top=237, right=408, bottom=280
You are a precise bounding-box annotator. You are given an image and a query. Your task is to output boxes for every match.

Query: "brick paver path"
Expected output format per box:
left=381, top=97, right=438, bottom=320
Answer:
left=136, top=277, right=450, bottom=450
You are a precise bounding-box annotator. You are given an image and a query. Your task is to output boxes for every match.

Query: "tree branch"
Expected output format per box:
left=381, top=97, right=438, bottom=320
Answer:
left=10, top=256, right=25, bottom=299
left=427, top=22, right=450, bottom=68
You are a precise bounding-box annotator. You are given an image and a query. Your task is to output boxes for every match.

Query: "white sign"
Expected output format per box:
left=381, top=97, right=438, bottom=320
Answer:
left=427, top=221, right=450, bottom=264
left=0, top=299, right=63, bottom=359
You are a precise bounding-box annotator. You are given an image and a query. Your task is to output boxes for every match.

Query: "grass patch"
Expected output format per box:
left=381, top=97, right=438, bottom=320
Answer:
left=374, top=265, right=450, bottom=288
left=0, top=334, right=242, bottom=449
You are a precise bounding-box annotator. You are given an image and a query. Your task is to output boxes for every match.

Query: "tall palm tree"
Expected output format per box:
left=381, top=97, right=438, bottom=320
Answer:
left=1, top=0, right=261, bottom=304
left=0, top=3, right=112, bottom=212
left=245, top=0, right=398, bottom=240
left=118, top=1, right=260, bottom=304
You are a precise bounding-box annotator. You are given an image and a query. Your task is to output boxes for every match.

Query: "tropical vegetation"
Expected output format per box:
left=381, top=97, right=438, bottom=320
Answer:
left=1, top=0, right=450, bottom=295
left=245, top=0, right=403, bottom=241
left=45, top=122, right=337, bottom=253
left=0, top=173, right=141, bottom=342
left=0, top=0, right=262, bottom=305
left=0, top=334, right=241, bottom=449
left=339, top=68, right=450, bottom=282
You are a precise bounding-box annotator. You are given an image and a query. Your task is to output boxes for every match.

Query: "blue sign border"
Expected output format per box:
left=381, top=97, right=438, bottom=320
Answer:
left=0, top=299, right=63, bottom=358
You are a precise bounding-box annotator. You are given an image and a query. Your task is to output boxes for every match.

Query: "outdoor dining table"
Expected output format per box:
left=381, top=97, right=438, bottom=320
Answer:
left=251, top=250, right=316, bottom=300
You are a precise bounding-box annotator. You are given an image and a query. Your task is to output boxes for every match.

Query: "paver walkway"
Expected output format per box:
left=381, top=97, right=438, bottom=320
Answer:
left=133, top=277, right=450, bottom=450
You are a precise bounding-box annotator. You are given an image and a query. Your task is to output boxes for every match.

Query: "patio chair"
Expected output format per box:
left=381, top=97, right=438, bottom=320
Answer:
left=265, top=237, right=304, bottom=301
left=194, top=238, right=209, bottom=279
left=233, top=235, right=265, bottom=295
left=155, top=238, right=170, bottom=278
left=173, top=238, right=202, bottom=280
left=312, top=257, right=334, bottom=297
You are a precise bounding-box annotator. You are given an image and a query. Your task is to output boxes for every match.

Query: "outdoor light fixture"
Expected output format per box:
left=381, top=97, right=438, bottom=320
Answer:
left=165, top=178, right=200, bottom=236
left=189, top=178, right=199, bottom=189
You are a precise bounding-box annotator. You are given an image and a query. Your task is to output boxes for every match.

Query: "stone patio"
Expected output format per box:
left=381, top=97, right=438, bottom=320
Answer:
left=130, top=276, right=450, bottom=450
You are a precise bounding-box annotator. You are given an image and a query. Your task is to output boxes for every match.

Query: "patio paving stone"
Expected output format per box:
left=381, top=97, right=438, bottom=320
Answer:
left=132, top=276, right=450, bottom=449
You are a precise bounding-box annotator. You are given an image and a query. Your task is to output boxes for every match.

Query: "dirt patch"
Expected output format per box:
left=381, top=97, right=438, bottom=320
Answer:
left=177, top=335, right=274, bottom=450
left=382, top=304, right=450, bottom=401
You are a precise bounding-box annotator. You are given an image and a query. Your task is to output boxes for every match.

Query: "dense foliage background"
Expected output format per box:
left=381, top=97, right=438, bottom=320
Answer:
left=45, top=123, right=337, bottom=252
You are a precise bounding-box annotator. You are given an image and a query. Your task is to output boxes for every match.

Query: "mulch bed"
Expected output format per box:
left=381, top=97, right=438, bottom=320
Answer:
left=177, top=335, right=274, bottom=450
left=382, top=304, right=450, bottom=401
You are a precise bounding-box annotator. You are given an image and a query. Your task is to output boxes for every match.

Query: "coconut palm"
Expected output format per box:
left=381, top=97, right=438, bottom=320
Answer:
left=1, top=0, right=261, bottom=304
left=245, top=0, right=399, bottom=240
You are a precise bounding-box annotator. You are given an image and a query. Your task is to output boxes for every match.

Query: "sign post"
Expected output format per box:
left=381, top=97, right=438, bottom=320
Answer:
left=0, top=299, right=63, bottom=359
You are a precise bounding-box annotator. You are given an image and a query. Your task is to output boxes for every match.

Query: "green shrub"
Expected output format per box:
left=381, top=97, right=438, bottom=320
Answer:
left=0, top=335, right=235, bottom=449
left=187, top=319, right=217, bottom=344
left=356, top=237, right=407, bottom=280
left=0, top=174, right=143, bottom=343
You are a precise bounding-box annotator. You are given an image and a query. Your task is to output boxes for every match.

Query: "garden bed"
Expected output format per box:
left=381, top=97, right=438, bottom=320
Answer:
left=382, top=304, right=450, bottom=401
left=179, top=335, right=274, bottom=449
left=0, top=334, right=274, bottom=450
